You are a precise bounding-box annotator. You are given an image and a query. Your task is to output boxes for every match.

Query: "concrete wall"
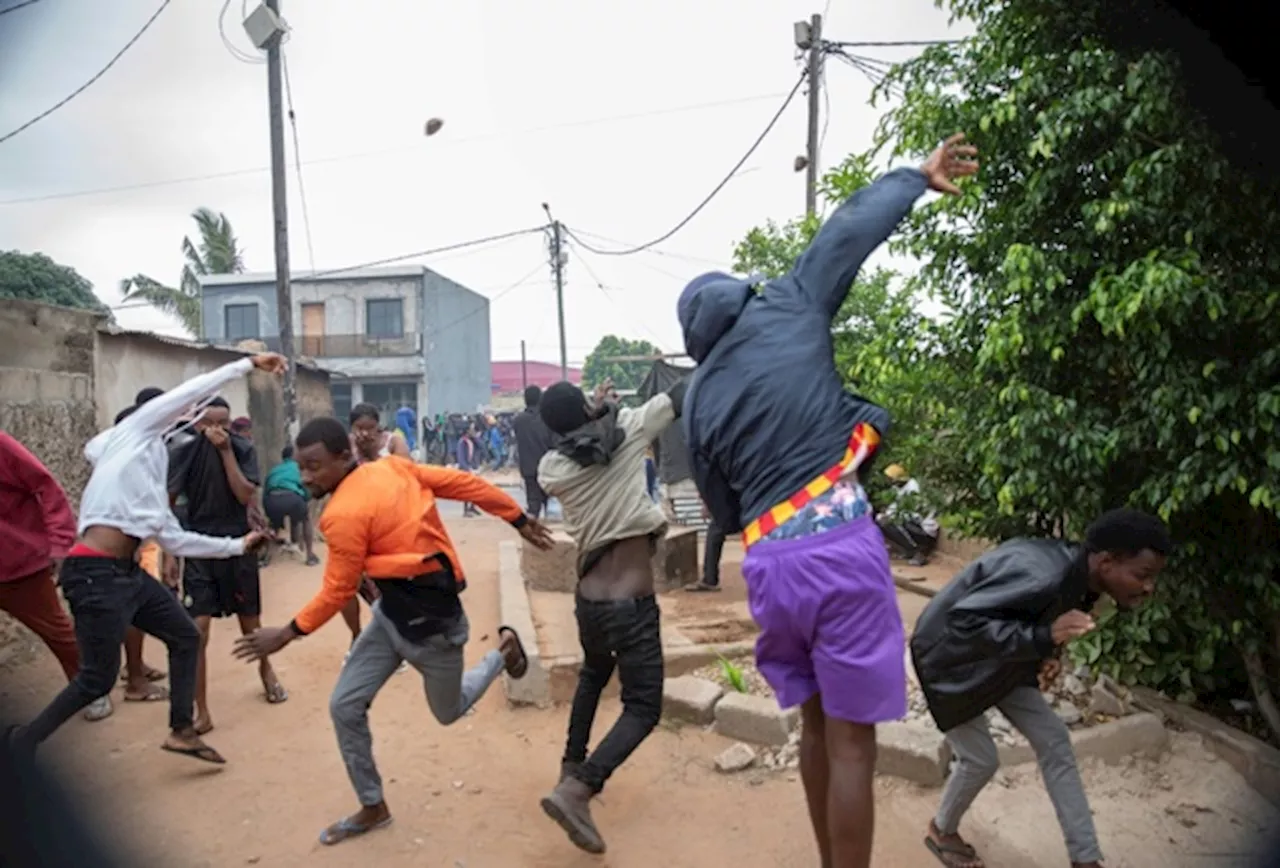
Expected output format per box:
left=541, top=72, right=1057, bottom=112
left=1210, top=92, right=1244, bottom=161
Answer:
left=0, top=300, right=100, bottom=374
left=423, top=271, right=491, bottom=415
left=94, top=332, right=251, bottom=429
left=200, top=281, right=276, bottom=341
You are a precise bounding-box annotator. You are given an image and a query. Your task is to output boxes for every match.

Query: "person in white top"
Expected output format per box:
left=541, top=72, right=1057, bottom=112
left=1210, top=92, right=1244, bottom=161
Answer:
left=6, top=353, right=281, bottom=765
left=878, top=464, right=941, bottom=566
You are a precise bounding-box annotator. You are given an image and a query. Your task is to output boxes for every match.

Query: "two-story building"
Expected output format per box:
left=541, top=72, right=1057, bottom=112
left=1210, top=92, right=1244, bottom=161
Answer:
left=198, top=265, right=492, bottom=424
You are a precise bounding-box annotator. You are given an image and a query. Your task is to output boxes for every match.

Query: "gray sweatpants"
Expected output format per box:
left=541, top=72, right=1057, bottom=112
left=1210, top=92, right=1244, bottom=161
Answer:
left=935, top=685, right=1103, bottom=864
left=330, top=602, right=505, bottom=807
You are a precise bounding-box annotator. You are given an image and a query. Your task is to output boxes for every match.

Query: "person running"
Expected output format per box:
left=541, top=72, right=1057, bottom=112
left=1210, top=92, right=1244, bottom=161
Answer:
left=232, top=416, right=553, bottom=846
left=263, top=445, right=319, bottom=566
left=455, top=429, right=480, bottom=517
left=677, top=134, right=978, bottom=868
left=5, top=355, right=280, bottom=764
left=534, top=375, right=687, bottom=854
left=0, top=433, right=113, bottom=723
left=169, top=397, right=286, bottom=733
left=913, top=508, right=1170, bottom=868
left=512, top=386, right=556, bottom=518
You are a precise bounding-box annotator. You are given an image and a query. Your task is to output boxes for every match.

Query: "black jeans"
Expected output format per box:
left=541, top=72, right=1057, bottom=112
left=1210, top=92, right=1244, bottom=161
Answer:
left=523, top=475, right=548, bottom=518
left=563, top=594, right=664, bottom=793
left=23, top=557, right=200, bottom=744
left=702, top=522, right=726, bottom=586
left=880, top=520, right=938, bottom=560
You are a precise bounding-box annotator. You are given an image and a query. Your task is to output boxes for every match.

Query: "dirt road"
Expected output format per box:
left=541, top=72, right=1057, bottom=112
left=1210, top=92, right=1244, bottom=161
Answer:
left=2, top=515, right=1272, bottom=867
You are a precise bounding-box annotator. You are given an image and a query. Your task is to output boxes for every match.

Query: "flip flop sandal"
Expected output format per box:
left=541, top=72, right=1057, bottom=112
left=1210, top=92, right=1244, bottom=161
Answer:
left=318, top=815, right=393, bottom=846
left=497, top=625, right=529, bottom=679
left=925, top=836, right=983, bottom=867
left=263, top=681, right=289, bottom=704
left=124, top=686, right=170, bottom=702
left=161, top=743, right=226, bottom=765
left=194, top=721, right=215, bottom=736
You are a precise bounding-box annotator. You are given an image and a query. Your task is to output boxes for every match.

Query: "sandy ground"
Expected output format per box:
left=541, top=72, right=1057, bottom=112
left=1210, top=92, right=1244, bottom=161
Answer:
left=1, top=514, right=1274, bottom=868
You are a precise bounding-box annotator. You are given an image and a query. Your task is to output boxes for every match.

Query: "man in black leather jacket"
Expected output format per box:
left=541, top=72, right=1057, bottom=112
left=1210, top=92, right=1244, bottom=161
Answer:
left=911, top=508, right=1170, bottom=868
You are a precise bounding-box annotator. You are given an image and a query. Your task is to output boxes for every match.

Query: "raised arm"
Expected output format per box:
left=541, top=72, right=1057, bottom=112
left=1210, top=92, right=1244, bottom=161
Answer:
left=156, top=510, right=247, bottom=559
left=790, top=168, right=928, bottom=318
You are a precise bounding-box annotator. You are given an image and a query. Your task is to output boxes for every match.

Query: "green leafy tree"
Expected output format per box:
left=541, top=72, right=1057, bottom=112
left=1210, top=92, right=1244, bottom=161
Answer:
left=0, top=251, right=111, bottom=317
left=119, top=207, right=247, bottom=336
left=731, top=152, right=957, bottom=512
left=582, top=335, right=659, bottom=392
left=873, top=0, right=1280, bottom=739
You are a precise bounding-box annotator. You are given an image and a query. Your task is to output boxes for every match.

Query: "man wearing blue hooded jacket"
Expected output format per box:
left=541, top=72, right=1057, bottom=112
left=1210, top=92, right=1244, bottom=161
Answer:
left=678, top=133, right=977, bottom=868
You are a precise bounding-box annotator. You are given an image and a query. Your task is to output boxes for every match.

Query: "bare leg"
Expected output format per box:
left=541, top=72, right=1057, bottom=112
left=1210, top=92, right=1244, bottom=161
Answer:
left=238, top=613, right=286, bottom=702
left=341, top=598, right=362, bottom=644
left=826, top=714, right=878, bottom=868
left=193, top=614, right=213, bottom=734
left=122, top=627, right=167, bottom=700
left=302, top=518, right=318, bottom=564
left=800, top=695, right=834, bottom=868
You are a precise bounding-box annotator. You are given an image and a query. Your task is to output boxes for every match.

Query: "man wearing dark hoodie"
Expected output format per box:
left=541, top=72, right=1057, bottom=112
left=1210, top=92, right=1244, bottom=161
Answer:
left=677, top=133, right=978, bottom=868
left=512, top=385, right=555, bottom=518
left=535, top=375, right=687, bottom=855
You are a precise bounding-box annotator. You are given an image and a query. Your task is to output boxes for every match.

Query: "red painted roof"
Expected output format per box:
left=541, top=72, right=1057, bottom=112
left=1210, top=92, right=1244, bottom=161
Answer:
left=491, top=360, right=582, bottom=392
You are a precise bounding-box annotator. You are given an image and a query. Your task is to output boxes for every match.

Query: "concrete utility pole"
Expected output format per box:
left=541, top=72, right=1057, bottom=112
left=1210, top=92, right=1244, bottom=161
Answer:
left=803, top=13, right=824, bottom=217
left=265, top=0, right=297, bottom=436
left=520, top=339, right=528, bottom=390
left=541, top=204, right=569, bottom=380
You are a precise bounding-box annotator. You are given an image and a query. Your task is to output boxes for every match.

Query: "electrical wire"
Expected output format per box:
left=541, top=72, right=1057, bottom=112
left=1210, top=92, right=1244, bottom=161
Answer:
left=420, top=262, right=546, bottom=341
left=831, top=49, right=905, bottom=100
left=568, top=242, right=669, bottom=349
left=0, top=0, right=40, bottom=16
left=218, top=0, right=265, bottom=65
left=0, top=0, right=173, bottom=145
left=562, top=70, right=808, bottom=257
left=281, top=50, right=316, bottom=274
left=566, top=228, right=735, bottom=270
left=827, top=39, right=961, bottom=48
left=295, top=227, right=546, bottom=281
left=0, top=90, right=791, bottom=207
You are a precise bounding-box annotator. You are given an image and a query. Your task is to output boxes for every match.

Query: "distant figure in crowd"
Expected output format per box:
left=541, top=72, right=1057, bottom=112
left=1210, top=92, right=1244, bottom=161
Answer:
left=678, top=134, right=978, bottom=867
left=350, top=403, right=411, bottom=462
left=455, top=429, right=480, bottom=517
left=878, top=463, right=940, bottom=566
left=0, top=432, right=113, bottom=723
left=536, top=374, right=687, bottom=854
left=169, top=396, right=287, bottom=734
left=644, top=445, right=659, bottom=502
left=6, top=354, right=281, bottom=765
left=395, top=406, right=417, bottom=455
left=513, top=385, right=556, bottom=518
left=422, top=416, right=443, bottom=465
left=263, top=445, right=319, bottom=566
left=233, top=416, right=552, bottom=847
left=487, top=423, right=506, bottom=470
left=231, top=416, right=253, bottom=440
left=912, top=508, right=1170, bottom=868
left=687, top=509, right=724, bottom=593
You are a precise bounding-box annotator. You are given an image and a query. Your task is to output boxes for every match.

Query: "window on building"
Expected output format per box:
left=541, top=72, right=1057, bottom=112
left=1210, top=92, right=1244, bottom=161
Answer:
left=365, top=298, right=404, bottom=339
left=331, top=382, right=353, bottom=427
left=224, top=303, right=260, bottom=341
left=361, top=382, right=418, bottom=427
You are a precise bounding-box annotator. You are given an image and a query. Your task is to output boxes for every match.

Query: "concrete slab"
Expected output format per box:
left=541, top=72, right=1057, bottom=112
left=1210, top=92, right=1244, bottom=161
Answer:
left=663, top=675, right=725, bottom=725
left=497, top=541, right=552, bottom=707
left=877, top=720, right=952, bottom=787
left=518, top=526, right=700, bottom=594
left=997, top=712, right=1169, bottom=767
left=714, top=692, right=799, bottom=747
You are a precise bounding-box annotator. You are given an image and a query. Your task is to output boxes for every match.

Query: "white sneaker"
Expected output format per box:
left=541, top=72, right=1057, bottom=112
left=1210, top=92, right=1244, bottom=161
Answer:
left=83, top=696, right=113, bottom=722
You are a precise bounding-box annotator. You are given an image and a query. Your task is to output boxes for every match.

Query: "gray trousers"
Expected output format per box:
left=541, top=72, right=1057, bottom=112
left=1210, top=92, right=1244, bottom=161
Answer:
left=329, top=602, right=505, bottom=807
left=936, top=685, right=1103, bottom=864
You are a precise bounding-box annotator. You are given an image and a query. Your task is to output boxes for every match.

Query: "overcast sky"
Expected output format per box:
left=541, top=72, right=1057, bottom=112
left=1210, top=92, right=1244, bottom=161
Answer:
left=0, top=0, right=966, bottom=366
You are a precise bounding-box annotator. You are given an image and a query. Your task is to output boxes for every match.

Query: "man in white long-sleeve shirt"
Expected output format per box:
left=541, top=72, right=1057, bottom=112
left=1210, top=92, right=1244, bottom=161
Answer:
left=6, top=354, right=282, bottom=765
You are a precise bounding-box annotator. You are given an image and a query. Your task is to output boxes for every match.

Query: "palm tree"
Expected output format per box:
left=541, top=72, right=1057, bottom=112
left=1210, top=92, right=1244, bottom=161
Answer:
left=120, top=208, right=247, bottom=335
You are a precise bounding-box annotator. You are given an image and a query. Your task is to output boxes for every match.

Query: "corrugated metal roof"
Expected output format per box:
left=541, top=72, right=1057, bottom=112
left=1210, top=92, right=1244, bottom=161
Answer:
left=96, top=325, right=331, bottom=373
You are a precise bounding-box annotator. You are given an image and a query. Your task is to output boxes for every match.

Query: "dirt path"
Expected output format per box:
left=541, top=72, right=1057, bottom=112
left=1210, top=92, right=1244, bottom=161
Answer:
left=2, top=516, right=1273, bottom=867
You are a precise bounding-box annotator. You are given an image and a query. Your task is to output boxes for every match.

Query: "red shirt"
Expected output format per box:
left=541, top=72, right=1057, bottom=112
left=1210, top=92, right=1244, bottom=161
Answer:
left=0, top=432, right=78, bottom=582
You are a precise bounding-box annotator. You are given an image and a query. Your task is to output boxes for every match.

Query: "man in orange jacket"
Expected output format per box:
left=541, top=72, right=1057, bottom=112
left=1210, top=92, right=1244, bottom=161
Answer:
left=234, top=416, right=553, bottom=847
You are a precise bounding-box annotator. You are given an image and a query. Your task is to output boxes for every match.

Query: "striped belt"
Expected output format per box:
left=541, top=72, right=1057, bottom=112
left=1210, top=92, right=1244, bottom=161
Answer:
left=742, top=423, right=881, bottom=550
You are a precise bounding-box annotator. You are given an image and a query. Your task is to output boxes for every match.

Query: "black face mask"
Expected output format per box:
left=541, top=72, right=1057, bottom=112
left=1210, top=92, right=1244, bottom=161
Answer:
left=555, top=404, right=626, bottom=468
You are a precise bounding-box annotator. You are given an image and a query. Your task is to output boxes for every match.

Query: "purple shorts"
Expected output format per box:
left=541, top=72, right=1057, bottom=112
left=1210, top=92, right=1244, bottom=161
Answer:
left=743, top=516, right=907, bottom=724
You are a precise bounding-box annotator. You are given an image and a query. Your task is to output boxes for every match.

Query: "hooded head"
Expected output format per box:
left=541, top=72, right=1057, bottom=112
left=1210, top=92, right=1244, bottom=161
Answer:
left=677, top=271, right=754, bottom=363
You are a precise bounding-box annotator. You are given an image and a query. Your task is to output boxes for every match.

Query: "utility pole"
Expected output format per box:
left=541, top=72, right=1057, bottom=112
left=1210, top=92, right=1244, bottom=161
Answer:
left=265, top=0, right=297, bottom=436
left=541, top=204, right=569, bottom=380
left=520, top=339, right=528, bottom=390
left=803, top=12, right=823, bottom=217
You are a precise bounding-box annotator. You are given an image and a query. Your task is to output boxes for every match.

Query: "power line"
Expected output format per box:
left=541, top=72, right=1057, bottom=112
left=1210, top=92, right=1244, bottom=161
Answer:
left=281, top=50, right=316, bottom=273
left=295, top=226, right=545, bottom=280
left=569, top=244, right=669, bottom=349
left=0, top=0, right=40, bottom=16
left=0, top=0, right=173, bottom=145
left=827, top=39, right=961, bottom=48
left=567, top=228, right=735, bottom=270
left=564, top=70, right=809, bottom=257
left=0, top=91, right=790, bottom=206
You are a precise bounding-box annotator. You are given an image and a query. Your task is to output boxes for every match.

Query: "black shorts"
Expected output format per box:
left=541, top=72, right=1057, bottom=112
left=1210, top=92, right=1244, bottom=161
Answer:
left=263, top=489, right=308, bottom=531
left=182, top=554, right=261, bottom=618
